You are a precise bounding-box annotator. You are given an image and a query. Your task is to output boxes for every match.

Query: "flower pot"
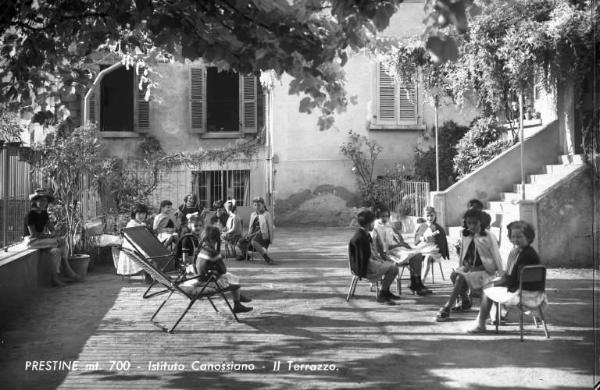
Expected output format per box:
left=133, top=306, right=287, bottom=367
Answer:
left=69, top=254, right=91, bottom=281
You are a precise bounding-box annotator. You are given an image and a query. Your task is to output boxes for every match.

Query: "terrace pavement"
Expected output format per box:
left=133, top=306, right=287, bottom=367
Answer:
left=0, top=227, right=597, bottom=389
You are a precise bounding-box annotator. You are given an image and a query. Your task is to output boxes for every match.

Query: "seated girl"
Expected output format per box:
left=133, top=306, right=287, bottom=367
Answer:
left=466, top=221, right=543, bottom=333
left=117, top=204, right=149, bottom=277
left=195, top=226, right=253, bottom=314
left=374, top=208, right=431, bottom=295
left=436, top=209, right=503, bottom=322
left=414, top=206, right=450, bottom=281
left=221, top=201, right=244, bottom=258
left=153, top=200, right=180, bottom=247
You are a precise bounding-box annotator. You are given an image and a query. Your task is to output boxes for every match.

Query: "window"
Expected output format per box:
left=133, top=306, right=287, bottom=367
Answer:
left=374, top=63, right=418, bottom=127
left=193, top=170, right=251, bottom=207
left=87, top=66, right=149, bottom=132
left=189, top=66, right=263, bottom=134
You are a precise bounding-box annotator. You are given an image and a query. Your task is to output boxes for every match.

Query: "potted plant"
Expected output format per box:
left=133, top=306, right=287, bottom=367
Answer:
left=29, top=124, right=109, bottom=279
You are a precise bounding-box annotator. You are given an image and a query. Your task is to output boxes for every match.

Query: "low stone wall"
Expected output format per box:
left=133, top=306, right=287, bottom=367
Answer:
left=274, top=184, right=360, bottom=226
left=0, top=247, right=46, bottom=317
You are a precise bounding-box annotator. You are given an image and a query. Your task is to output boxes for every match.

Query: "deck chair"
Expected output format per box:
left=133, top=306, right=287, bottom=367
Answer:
left=122, top=226, right=184, bottom=299
left=120, top=246, right=240, bottom=333
left=493, top=265, right=550, bottom=341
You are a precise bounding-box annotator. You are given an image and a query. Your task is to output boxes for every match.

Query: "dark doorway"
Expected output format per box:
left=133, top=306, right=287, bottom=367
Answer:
left=101, top=67, right=134, bottom=132
left=206, top=68, right=239, bottom=132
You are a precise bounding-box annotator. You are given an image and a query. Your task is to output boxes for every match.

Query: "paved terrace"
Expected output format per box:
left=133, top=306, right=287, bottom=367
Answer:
left=0, top=227, right=597, bottom=389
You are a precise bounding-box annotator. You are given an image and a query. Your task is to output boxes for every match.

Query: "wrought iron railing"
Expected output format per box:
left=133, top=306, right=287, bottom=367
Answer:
left=380, top=180, right=430, bottom=217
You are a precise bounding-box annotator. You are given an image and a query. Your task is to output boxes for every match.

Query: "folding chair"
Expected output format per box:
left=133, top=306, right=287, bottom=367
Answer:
left=346, top=257, right=403, bottom=301
left=120, top=246, right=240, bottom=333
left=494, top=265, right=550, bottom=341
left=122, top=226, right=184, bottom=299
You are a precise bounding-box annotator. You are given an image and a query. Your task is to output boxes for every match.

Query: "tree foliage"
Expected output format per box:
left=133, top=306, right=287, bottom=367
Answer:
left=0, top=0, right=473, bottom=129
left=414, top=120, right=469, bottom=190
left=453, top=117, right=515, bottom=177
left=28, top=124, right=111, bottom=255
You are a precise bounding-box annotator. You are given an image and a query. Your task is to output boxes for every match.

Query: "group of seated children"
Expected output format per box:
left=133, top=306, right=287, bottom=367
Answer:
left=349, top=199, right=543, bottom=330
left=349, top=205, right=449, bottom=305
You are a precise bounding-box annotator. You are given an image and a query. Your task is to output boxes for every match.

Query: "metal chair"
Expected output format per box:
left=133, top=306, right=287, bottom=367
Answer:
left=422, top=254, right=445, bottom=283
left=346, top=257, right=404, bottom=301
left=494, top=265, right=550, bottom=341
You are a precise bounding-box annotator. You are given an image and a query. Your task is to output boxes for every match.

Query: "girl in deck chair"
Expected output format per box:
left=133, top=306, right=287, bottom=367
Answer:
left=195, top=226, right=253, bottom=314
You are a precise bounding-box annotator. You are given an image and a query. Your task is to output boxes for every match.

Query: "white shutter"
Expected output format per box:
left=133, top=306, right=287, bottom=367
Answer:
left=240, top=74, right=257, bottom=133
left=190, top=67, right=206, bottom=133
left=377, top=63, right=397, bottom=124
left=135, top=84, right=150, bottom=131
left=398, top=80, right=417, bottom=124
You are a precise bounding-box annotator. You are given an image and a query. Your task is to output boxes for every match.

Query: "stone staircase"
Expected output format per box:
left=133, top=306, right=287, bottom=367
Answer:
left=447, top=154, right=586, bottom=246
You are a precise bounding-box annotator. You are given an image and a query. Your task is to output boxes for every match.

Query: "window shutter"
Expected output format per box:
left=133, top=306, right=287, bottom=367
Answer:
left=240, top=74, right=257, bottom=133
left=135, top=85, right=150, bottom=131
left=377, top=63, right=397, bottom=124
left=398, top=80, right=417, bottom=124
left=190, top=67, right=206, bottom=133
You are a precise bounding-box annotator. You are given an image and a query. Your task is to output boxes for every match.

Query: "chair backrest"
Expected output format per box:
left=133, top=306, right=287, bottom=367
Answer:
left=519, top=265, right=546, bottom=291
left=123, top=226, right=172, bottom=260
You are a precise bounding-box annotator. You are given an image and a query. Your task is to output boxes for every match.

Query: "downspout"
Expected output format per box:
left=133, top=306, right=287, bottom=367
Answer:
left=82, top=62, right=123, bottom=125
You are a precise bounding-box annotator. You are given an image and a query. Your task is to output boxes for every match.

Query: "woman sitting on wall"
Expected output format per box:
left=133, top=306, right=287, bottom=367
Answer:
left=24, top=189, right=81, bottom=286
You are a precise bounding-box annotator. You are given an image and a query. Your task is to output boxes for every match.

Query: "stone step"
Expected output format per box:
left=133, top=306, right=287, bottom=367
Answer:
left=488, top=201, right=518, bottom=214
left=501, top=192, right=527, bottom=201
left=544, top=164, right=582, bottom=175
left=528, top=173, right=557, bottom=185
left=559, top=154, right=586, bottom=165
left=513, top=183, right=545, bottom=197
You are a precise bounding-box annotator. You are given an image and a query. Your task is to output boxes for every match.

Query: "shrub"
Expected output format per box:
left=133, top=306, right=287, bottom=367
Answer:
left=413, top=120, right=469, bottom=190
left=453, top=117, right=515, bottom=178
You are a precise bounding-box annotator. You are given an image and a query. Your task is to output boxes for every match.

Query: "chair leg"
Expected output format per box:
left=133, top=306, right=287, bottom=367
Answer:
left=538, top=308, right=550, bottom=339
left=533, top=315, right=539, bottom=328
left=218, top=290, right=239, bottom=322
left=346, top=276, right=358, bottom=302
left=207, top=297, right=219, bottom=312
left=495, top=302, right=500, bottom=334
left=396, top=277, right=401, bottom=296
left=431, top=260, right=435, bottom=284
left=520, top=305, right=524, bottom=342
left=375, top=281, right=380, bottom=297
left=169, top=298, right=197, bottom=333
left=438, top=262, right=445, bottom=280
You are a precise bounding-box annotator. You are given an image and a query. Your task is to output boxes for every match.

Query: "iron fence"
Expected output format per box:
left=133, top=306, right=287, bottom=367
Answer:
left=1, top=143, right=33, bottom=250
left=381, top=180, right=430, bottom=217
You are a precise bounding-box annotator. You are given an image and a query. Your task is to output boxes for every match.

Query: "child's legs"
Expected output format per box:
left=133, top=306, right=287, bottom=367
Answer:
left=250, top=240, right=267, bottom=255
left=229, top=288, right=241, bottom=304
left=444, top=274, right=466, bottom=309
left=422, top=255, right=432, bottom=279
left=476, top=293, right=494, bottom=327
left=408, top=253, right=423, bottom=277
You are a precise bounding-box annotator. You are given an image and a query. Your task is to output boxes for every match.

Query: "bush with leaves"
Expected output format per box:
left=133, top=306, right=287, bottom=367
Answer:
left=414, top=120, right=469, bottom=190
left=28, top=124, right=111, bottom=255
left=453, top=117, right=515, bottom=178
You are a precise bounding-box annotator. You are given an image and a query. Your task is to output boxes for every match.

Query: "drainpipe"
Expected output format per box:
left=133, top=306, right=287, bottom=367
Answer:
left=519, top=90, right=525, bottom=200
left=82, top=62, right=123, bottom=125
left=2, top=142, right=8, bottom=251
left=434, top=95, right=440, bottom=192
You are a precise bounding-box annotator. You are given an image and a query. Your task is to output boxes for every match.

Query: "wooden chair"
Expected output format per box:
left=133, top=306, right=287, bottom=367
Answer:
left=493, top=265, right=550, bottom=341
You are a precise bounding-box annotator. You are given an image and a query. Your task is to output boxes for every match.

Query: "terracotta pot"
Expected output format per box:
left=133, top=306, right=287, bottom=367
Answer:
left=69, top=254, right=91, bottom=281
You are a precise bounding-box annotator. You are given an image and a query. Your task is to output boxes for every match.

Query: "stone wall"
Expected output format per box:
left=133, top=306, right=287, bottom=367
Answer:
left=536, top=167, right=595, bottom=267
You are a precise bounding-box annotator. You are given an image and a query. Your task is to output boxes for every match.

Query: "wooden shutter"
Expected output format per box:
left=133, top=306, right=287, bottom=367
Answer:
left=398, top=79, right=417, bottom=124
left=240, top=74, right=257, bottom=133
left=377, top=63, right=396, bottom=124
left=190, top=67, right=206, bottom=133
left=135, top=84, right=150, bottom=131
